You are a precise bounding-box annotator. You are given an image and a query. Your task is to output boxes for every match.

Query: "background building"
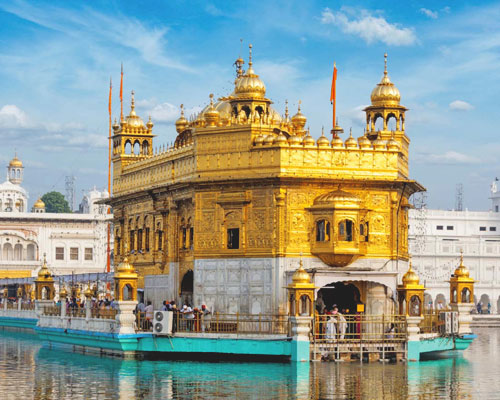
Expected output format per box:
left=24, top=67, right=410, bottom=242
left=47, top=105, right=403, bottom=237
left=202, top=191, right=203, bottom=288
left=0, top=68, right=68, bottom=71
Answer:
left=0, top=156, right=112, bottom=278
left=410, top=181, right=500, bottom=313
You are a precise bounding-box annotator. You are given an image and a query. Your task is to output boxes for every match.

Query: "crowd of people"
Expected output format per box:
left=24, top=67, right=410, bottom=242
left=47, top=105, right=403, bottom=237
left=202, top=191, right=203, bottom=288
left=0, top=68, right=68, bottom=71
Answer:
left=135, top=300, right=212, bottom=332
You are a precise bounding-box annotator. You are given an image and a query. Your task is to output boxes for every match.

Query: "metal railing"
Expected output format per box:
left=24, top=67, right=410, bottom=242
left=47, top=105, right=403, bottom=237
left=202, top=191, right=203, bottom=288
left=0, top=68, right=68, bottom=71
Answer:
left=67, top=307, right=86, bottom=318
left=43, top=306, right=61, bottom=316
left=314, top=314, right=407, bottom=343
left=21, top=302, right=35, bottom=310
left=90, top=308, right=117, bottom=320
left=419, top=310, right=446, bottom=334
left=6, top=302, right=17, bottom=310
left=136, top=311, right=290, bottom=335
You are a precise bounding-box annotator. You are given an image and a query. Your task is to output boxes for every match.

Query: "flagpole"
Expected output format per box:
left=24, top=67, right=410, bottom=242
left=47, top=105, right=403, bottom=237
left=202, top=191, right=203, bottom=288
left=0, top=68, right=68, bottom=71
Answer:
left=332, top=61, right=336, bottom=132
left=120, top=63, right=123, bottom=121
left=107, top=77, right=112, bottom=274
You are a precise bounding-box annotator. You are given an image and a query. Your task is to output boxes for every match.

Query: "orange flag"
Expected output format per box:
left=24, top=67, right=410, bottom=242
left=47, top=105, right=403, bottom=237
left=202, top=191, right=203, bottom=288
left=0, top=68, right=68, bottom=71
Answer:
left=330, top=62, right=337, bottom=104
left=120, top=63, right=123, bottom=120
left=108, top=77, right=112, bottom=115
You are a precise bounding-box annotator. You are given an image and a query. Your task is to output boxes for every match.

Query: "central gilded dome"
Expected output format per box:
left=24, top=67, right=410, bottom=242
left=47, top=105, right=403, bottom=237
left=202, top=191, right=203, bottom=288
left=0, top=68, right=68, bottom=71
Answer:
left=234, top=44, right=266, bottom=98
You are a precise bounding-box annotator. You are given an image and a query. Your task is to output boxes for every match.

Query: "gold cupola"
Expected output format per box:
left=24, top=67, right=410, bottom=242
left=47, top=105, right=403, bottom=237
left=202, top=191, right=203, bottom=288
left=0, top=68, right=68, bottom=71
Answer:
left=291, top=101, right=307, bottom=133
left=9, top=155, right=23, bottom=168
left=33, top=198, right=46, bottom=213
left=358, top=131, right=371, bottom=149
left=234, top=44, right=266, bottom=99
left=34, top=254, right=55, bottom=300
left=287, top=259, right=316, bottom=316
left=397, top=258, right=426, bottom=316
left=402, top=261, right=420, bottom=286
left=370, top=53, right=401, bottom=107
left=345, top=129, right=358, bottom=149
left=125, top=91, right=145, bottom=128
left=204, top=94, right=220, bottom=127
left=450, top=251, right=475, bottom=304
left=175, top=104, right=189, bottom=133
left=317, top=127, right=330, bottom=147
left=114, top=251, right=138, bottom=301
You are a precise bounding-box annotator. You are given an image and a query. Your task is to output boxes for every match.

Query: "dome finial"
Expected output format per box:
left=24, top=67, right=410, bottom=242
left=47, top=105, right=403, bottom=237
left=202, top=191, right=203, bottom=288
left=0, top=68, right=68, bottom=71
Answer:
left=180, top=104, right=185, bottom=116
left=298, top=100, right=302, bottom=112
left=349, top=127, right=353, bottom=137
left=384, top=52, right=388, bottom=76
left=130, top=90, right=136, bottom=116
left=209, top=93, right=214, bottom=108
left=248, top=43, right=253, bottom=68
left=321, top=126, right=324, bottom=136
left=285, top=100, right=289, bottom=121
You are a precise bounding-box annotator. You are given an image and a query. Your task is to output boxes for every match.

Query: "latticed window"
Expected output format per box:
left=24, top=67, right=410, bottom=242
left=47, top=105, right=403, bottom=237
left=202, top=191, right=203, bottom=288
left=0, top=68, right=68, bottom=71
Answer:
left=70, top=247, right=79, bottom=261
left=316, top=219, right=330, bottom=242
left=338, top=220, right=354, bottom=242
left=84, top=248, right=93, bottom=261
left=145, top=228, right=150, bottom=251
left=55, top=247, right=64, bottom=260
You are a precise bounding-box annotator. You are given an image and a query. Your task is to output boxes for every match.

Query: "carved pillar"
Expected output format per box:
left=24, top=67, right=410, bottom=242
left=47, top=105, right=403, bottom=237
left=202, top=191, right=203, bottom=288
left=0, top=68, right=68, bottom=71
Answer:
left=115, top=301, right=138, bottom=334
left=290, top=316, right=312, bottom=362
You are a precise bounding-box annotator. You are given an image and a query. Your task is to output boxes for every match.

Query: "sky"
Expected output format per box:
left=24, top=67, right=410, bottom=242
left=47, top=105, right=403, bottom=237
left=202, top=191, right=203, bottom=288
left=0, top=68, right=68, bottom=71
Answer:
left=0, top=0, right=498, bottom=210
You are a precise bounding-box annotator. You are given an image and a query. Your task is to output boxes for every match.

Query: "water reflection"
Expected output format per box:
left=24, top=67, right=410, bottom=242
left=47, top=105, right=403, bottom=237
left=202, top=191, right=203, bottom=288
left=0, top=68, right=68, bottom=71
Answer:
left=0, top=327, right=497, bottom=399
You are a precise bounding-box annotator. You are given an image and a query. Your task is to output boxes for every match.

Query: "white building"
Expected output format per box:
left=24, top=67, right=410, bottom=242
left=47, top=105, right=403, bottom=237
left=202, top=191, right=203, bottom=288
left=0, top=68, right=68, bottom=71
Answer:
left=79, top=187, right=110, bottom=215
left=409, top=180, right=500, bottom=313
left=0, top=156, right=113, bottom=279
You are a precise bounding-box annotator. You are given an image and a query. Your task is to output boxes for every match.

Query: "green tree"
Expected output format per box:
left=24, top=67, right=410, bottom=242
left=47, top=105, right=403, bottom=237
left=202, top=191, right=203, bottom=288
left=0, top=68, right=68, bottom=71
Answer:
left=41, top=191, right=71, bottom=213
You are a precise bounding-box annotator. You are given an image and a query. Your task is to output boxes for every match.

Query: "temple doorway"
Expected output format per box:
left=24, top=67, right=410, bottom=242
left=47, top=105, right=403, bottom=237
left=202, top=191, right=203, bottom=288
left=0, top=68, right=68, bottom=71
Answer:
left=316, top=282, right=361, bottom=314
left=180, top=270, right=193, bottom=306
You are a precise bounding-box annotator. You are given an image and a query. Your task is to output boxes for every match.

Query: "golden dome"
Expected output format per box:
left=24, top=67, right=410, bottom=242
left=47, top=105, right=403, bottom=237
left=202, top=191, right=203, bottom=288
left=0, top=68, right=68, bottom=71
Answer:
left=370, top=54, right=401, bottom=106
left=402, top=261, right=420, bottom=286
left=126, top=91, right=145, bottom=128
left=274, top=132, right=288, bottom=145
left=314, top=189, right=360, bottom=206
left=254, top=135, right=265, bottom=146
left=146, top=116, right=154, bottom=129
left=317, top=128, right=330, bottom=147
left=59, top=285, right=68, bottom=298
left=9, top=155, right=23, bottom=168
left=234, top=44, right=266, bottom=98
left=288, top=135, right=302, bottom=146
left=358, top=133, right=371, bottom=149
left=454, top=253, right=470, bottom=278
left=84, top=285, right=93, bottom=298
left=331, top=134, right=344, bottom=149
left=37, top=254, right=53, bottom=282
left=373, top=137, right=386, bottom=150
left=345, top=129, right=358, bottom=149
left=263, top=134, right=275, bottom=146
left=291, top=260, right=312, bottom=285
left=175, top=104, right=189, bottom=133
left=303, top=130, right=315, bottom=146
left=291, top=101, right=307, bottom=131
left=114, top=256, right=138, bottom=279
left=33, top=198, right=45, bottom=209
left=204, top=94, right=220, bottom=127
left=387, top=136, right=400, bottom=151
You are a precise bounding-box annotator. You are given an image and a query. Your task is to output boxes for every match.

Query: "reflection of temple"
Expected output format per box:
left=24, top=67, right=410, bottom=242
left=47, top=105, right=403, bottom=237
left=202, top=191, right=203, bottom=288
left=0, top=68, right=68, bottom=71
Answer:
left=110, top=47, right=423, bottom=313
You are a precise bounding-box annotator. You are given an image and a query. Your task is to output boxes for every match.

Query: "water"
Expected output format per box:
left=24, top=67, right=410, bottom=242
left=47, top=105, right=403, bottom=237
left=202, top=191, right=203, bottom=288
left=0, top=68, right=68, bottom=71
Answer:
left=0, top=328, right=497, bottom=399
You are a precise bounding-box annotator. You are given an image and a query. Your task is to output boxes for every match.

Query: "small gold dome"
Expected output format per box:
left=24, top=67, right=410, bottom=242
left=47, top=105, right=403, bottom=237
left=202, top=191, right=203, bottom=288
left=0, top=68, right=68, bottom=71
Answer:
left=373, top=137, right=386, bottom=150
left=331, top=134, right=344, bottom=149
left=37, top=255, right=53, bottom=282
left=402, top=262, right=420, bottom=286
left=314, top=189, right=360, bottom=206
left=126, top=91, right=145, bottom=128
left=370, top=54, right=401, bottom=106
left=254, top=135, right=265, bottom=145
left=454, top=254, right=470, bottom=278
left=263, top=134, right=275, bottom=145
left=234, top=44, right=266, bottom=98
left=9, top=155, right=23, bottom=168
left=146, top=116, right=154, bottom=129
left=387, top=135, right=400, bottom=151
left=288, top=135, right=302, bottom=146
left=116, top=256, right=135, bottom=274
left=175, top=104, right=189, bottom=133
left=274, top=132, right=288, bottom=145
left=291, top=101, right=307, bottom=131
left=345, top=129, right=358, bottom=149
left=317, top=127, right=330, bottom=147
left=59, top=285, right=68, bottom=298
left=291, top=260, right=312, bottom=285
left=33, top=198, right=45, bottom=209
left=84, top=285, right=93, bottom=299
left=204, top=94, right=220, bottom=127
left=358, top=133, right=371, bottom=149
left=303, top=131, right=315, bottom=146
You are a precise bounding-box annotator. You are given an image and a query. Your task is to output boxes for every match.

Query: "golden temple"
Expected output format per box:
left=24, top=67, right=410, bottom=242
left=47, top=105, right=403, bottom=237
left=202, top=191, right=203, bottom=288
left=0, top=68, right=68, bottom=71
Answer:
left=109, top=46, right=423, bottom=314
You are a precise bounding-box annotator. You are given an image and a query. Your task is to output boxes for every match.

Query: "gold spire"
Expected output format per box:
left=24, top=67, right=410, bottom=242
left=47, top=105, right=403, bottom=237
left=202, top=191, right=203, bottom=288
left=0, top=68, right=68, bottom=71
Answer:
left=125, top=90, right=145, bottom=127
left=175, top=104, right=188, bottom=133
left=317, top=126, right=330, bottom=146
left=37, top=253, right=53, bottom=281
left=370, top=53, right=401, bottom=106
left=384, top=52, right=388, bottom=76
left=130, top=90, right=136, bottom=115
left=234, top=43, right=266, bottom=98
left=204, top=93, right=220, bottom=127
left=454, top=249, right=471, bottom=278
left=9, top=153, right=23, bottom=168
left=291, top=100, right=307, bottom=131
left=402, top=256, right=420, bottom=286
left=284, top=100, right=289, bottom=122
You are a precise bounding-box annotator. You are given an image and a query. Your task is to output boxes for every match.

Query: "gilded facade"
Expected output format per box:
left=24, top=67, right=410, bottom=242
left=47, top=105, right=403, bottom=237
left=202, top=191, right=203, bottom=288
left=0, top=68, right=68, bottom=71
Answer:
left=110, top=47, right=423, bottom=314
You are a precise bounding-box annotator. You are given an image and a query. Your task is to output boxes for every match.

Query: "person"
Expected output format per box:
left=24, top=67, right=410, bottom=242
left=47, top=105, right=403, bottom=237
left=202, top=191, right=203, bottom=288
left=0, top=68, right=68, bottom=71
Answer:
left=181, top=304, right=194, bottom=331
left=325, top=315, right=336, bottom=340
left=161, top=301, right=169, bottom=311
left=385, top=323, right=395, bottom=339
left=337, top=312, right=347, bottom=339
left=488, top=303, right=492, bottom=314
left=201, top=304, right=211, bottom=332
left=137, top=300, right=146, bottom=313
left=145, top=301, right=154, bottom=329
left=477, top=302, right=482, bottom=314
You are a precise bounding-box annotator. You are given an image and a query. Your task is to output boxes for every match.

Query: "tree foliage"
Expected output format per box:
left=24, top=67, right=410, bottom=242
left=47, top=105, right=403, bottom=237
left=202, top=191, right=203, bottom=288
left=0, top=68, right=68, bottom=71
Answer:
left=41, top=191, right=71, bottom=213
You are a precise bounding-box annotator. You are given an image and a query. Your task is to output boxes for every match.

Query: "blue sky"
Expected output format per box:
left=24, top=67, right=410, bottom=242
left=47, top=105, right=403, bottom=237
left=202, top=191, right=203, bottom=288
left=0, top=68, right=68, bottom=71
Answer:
left=0, top=0, right=498, bottom=210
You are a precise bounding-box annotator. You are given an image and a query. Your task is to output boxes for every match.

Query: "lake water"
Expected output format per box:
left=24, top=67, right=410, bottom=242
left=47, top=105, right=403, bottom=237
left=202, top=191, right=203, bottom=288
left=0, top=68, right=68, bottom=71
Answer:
left=0, top=327, right=497, bottom=399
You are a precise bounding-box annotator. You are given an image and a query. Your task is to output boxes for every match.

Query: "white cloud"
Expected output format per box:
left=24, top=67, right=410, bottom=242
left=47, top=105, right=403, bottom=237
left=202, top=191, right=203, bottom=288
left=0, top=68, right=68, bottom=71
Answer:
left=149, top=102, right=179, bottom=123
left=415, top=151, right=480, bottom=165
left=320, top=8, right=416, bottom=46
left=420, top=8, right=438, bottom=19
left=449, top=100, right=474, bottom=111
left=0, top=105, right=30, bottom=128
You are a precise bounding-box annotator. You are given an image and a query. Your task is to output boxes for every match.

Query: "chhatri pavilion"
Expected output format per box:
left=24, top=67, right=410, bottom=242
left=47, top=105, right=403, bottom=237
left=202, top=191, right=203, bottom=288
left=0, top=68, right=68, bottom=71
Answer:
left=109, top=46, right=423, bottom=314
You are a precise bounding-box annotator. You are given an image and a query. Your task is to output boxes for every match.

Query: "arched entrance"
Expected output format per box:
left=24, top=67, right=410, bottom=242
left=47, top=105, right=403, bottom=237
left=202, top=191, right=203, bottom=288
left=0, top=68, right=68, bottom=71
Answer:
left=180, top=270, right=193, bottom=306
left=316, top=282, right=361, bottom=314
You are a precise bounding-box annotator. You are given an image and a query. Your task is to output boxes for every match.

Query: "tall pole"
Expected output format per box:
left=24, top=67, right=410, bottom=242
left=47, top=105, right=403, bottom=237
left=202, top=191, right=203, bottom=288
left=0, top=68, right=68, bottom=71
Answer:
left=330, top=61, right=337, bottom=133
left=107, top=77, right=112, bottom=274
left=120, top=63, right=124, bottom=121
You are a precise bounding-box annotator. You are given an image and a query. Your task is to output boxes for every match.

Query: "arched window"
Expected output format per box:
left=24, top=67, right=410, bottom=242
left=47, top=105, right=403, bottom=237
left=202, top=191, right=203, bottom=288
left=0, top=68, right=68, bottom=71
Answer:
left=124, top=140, right=132, bottom=154
left=386, top=113, right=397, bottom=131
left=142, top=141, right=149, bottom=155
left=299, top=295, right=311, bottom=316
left=409, top=295, right=421, bottom=316
left=316, top=219, right=330, bottom=242
left=3, top=243, right=13, bottom=260
left=461, top=288, right=471, bottom=303
left=27, top=244, right=35, bottom=260
left=242, top=105, right=251, bottom=118
left=360, top=222, right=369, bottom=242
left=133, top=141, right=140, bottom=155
left=338, top=220, right=354, bottom=242
left=123, top=284, right=133, bottom=301
left=14, top=244, right=22, bottom=260
left=374, top=114, right=384, bottom=131
left=157, top=222, right=163, bottom=251
left=452, top=288, right=457, bottom=303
